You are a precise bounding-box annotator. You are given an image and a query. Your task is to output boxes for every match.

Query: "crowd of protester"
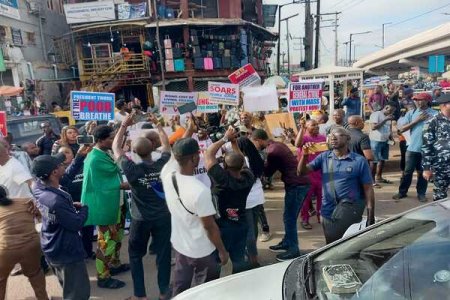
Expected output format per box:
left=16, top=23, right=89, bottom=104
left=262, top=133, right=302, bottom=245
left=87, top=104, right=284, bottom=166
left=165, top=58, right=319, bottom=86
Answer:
left=0, top=84, right=449, bottom=300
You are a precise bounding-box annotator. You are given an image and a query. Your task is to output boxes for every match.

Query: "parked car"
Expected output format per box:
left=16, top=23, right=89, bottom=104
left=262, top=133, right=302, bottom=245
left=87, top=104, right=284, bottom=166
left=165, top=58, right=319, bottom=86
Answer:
left=7, top=115, right=62, bottom=146
left=174, top=198, right=450, bottom=300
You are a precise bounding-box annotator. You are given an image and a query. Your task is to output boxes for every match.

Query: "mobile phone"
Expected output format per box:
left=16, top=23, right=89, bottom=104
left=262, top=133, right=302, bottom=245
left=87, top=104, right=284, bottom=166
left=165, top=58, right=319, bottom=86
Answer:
left=76, top=135, right=94, bottom=145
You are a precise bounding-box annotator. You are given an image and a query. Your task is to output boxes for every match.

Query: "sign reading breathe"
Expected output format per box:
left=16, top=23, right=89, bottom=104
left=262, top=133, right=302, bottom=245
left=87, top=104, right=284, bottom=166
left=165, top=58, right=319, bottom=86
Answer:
left=71, top=91, right=115, bottom=121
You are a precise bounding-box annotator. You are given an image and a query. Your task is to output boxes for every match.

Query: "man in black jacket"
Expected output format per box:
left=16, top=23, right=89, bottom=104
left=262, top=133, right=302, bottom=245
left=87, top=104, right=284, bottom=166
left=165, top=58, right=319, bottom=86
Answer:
left=32, top=153, right=90, bottom=300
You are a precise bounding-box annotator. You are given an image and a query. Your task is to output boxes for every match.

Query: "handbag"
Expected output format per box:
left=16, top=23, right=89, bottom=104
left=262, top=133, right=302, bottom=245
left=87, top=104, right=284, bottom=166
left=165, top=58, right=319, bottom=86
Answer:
left=204, top=57, right=213, bottom=70
left=164, top=35, right=172, bottom=49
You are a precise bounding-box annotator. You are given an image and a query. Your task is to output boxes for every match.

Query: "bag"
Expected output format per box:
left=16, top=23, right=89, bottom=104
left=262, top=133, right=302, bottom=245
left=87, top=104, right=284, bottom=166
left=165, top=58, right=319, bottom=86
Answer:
left=164, top=48, right=173, bottom=59
left=194, top=57, right=204, bottom=70
left=222, top=57, right=231, bottom=68
left=165, top=59, right=174, bottom=72
left=191, top=35, right=199, bottom=45
left=231, top=56, right=240, bottom=68
left=218, top=41, right=225, bottom=50
left=207, top=50, right=213, bottom=57
left=204, top=57, right=213, bottom=70
left=164, top=35, right=172, bottom=49
left=157, top=5, right=166, bottom=19
left=173, top=44, right=183, bottom=58
left=166, top=7, right=175, bottom=19
left=224, top=49, right=231, bottom=57
left=193, top=46, right=202, bottom=57
left=174, top=58, right=185, bottom=72
left=213, top=57, right=222, bottom=69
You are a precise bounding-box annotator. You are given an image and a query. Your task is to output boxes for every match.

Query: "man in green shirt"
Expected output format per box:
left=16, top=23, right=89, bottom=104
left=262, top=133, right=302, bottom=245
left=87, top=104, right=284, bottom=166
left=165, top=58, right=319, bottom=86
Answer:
left=81, top=125, right=130, bottom=289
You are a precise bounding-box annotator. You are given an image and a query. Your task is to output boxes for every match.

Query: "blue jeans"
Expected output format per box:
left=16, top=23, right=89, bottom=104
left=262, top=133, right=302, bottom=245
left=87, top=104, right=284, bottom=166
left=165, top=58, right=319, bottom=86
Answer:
left=282, top=185, right=309, bottom=252
left=398, top=151, right=427, bottom=197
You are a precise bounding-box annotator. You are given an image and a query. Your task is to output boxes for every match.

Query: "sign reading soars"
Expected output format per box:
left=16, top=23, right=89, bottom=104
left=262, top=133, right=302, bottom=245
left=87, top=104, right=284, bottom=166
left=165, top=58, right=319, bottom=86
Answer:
left=64, top=1, right=115, bottom=24
left=228, top=64, right=261, bottom=87
left=196, top=92, right=219, bottom=113
left=0, top=111, right=7, bottom=137
left=288, top=82, right=322, bottom=113
left=71, top=91, right=115, bottom=121
left=208, top=82, right=240, bottom=105
left=160, top=91, right=197, bottom=115
left=0, top=0, right=20, bottom=20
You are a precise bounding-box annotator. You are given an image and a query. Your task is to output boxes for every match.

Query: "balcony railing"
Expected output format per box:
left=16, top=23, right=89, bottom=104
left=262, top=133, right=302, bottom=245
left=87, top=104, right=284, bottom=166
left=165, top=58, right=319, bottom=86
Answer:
left=81, top=53, right=146, bottom=76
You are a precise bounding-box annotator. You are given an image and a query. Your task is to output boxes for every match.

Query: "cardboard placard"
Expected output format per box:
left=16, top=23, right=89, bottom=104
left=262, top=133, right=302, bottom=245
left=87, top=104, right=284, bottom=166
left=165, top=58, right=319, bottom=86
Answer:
left=160, top=91, right=197, bottom=115
left=288, top=81, right=323, bottom=113
left=264, top=112, right=298, bottom=138
left=71, top=91, right=115, bottom=121
left=208, top=82, right=240, bottom=106
left=196, top=92, right=219, bottom=113
left=0, top=111, right=7, bottom=137
left=242, top=85, right=279, bottom=112
left=228, top=64, right=261, bottom=87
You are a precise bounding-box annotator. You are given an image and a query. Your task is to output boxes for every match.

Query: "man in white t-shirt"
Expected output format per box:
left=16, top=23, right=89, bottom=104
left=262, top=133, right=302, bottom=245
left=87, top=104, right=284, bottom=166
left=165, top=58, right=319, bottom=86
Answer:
left=161, top=137, right=229, bottom=297
left=369, top=102, right=397, bottom=185
left=114, top=100, right=129, bottom=123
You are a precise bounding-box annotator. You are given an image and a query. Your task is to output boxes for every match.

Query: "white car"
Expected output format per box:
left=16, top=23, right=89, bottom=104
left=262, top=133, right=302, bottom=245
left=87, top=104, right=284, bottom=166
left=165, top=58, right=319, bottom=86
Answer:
left=174, top=198, right=450, bottom=299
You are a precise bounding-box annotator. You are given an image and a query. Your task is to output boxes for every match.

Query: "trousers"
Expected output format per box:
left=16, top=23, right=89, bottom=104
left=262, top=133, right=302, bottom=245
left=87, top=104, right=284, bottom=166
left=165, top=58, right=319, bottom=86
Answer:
left=282, top=185, right=309, bottom=252
left=433, top=168, right=450, bottom=201
left=300, top=180, right=322, bottom=223
left=50, top=260, right=90, bottom=300
left=398, top=151, right=427, bottom=196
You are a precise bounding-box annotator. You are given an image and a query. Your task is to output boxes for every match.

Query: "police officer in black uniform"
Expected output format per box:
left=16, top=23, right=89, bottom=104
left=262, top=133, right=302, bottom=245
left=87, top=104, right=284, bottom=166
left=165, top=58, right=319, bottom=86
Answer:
left=422, top=94, right=450, bottom=201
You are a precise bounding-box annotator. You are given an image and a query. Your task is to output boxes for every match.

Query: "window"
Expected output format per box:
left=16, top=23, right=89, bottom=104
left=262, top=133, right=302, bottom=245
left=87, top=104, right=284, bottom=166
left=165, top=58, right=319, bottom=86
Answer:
left=26, top=32, right=36, bottom=45
left=190, top=0, right=218, bottom=18
left=11, top=28, right=23, bottom=46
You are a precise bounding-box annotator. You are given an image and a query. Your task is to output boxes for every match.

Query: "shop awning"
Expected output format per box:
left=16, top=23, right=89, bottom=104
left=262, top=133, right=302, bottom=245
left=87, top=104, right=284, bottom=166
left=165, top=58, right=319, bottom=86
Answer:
left=0, top=86, right=24, bottom=97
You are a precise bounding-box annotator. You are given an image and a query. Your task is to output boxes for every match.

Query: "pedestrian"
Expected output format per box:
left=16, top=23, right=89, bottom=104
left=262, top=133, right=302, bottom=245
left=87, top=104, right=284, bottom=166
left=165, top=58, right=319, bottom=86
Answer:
left=431, top=86, right=442, bottom=105
left=239, top=112, right=256, bottom=135
left=297, top=127, right=375, bottom=244
left=368, top=85, right=387, bottom=112
left=205, top=127, right=254, bottom=273
left=81, top=125, right=130, bottom=289
left=32, top=153, right=90, bottom=300
left=112, top=113, right=172, bottom=300
left=0, top=143, right=49, bottom=300
left=393, top=93, right=437, bottom=202
left=115, top=99, right=129, bottom=123
left=21, top=142, right=40, bottom=160
left=161, top=138, right=229, bottom=296
left=251, top=129, right=309, bottom=261
left=36, top=121, right=59, bottom=155
left=422, top=94, right=450, bottom=201
left=294, top=119, right=326, bottom=229
left=325, top=109, right=348, bottom=135
left=341, top=87, right=361, bottom=121
left=369, top=102, right=397, bottom=185
left=51, top=125, right=80, bottom=156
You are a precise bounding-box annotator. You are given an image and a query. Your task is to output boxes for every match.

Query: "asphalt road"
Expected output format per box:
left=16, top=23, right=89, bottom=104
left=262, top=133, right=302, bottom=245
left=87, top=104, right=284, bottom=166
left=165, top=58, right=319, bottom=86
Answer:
left=6, top=168, right=428, bottom=300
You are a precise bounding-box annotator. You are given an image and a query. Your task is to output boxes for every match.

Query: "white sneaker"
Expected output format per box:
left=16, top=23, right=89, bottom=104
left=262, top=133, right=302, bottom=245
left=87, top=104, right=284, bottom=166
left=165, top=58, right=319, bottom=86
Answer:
left=258, top=232, right=271, bottom=242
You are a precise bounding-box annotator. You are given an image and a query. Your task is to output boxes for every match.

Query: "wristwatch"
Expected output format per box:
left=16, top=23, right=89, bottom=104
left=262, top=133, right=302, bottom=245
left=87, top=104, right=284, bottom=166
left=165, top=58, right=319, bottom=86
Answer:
left=222, top=136, right=229, bottom=143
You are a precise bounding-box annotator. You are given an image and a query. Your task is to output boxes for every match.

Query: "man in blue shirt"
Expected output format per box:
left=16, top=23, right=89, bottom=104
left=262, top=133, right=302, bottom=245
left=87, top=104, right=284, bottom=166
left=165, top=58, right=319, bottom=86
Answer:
left=393, top=93, right=437, bottom=202
left=298, top=127, right=375, bottom=244
left=341, top=87, right=361, bottom=121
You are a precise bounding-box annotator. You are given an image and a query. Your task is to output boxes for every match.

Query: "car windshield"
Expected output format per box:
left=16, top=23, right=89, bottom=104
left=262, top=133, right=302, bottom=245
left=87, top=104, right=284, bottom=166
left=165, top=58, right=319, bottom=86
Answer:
left=309, top=201, right=450, bottom=300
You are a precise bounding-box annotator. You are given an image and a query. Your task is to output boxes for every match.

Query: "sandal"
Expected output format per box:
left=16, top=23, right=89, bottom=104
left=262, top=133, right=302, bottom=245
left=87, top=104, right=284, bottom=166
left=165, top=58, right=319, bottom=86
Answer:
left=373, top=183, right=382, bottom=189
left=301, top=222, right=312, bottom=230
left=376, top=178, right=393, bottom=184
left=97, top=278, right=126, bottom=289
left=110, top=263, right=130, bottom=276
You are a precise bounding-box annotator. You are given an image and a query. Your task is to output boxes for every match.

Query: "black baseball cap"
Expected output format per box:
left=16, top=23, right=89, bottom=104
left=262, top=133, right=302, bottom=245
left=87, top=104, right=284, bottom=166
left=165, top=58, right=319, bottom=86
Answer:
left=172, top=138, right=199, bottom=158
left=32, top=153, right=66, bottom=179
left=435, top=94, right=450, bottom=104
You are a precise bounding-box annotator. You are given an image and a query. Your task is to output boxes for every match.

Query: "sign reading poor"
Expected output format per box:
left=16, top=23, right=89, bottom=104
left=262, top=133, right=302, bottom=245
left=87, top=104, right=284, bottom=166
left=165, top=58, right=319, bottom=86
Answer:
left=71, top=91, right=115, bottom=121
left=288, top=82, right=323, bottom=113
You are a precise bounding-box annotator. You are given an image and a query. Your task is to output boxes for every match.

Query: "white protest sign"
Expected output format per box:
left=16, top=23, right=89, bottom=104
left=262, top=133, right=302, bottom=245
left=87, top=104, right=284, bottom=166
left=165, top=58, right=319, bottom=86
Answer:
left=196, top=92, right=219, bottom=113
left=242, top=85, right=279, bottom=112
left=160, top=91, right=197, bottom=115
left=208, top=82, right=240, bottom=106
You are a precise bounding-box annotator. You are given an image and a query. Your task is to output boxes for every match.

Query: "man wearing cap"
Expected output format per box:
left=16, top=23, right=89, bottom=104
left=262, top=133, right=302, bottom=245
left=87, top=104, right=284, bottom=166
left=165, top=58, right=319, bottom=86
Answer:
left=393, top=93, right=437, bottom=202
left=161, top=137, right=229, bottom=296
left=36, top=121, right=59, bottom=155
left=422, top=94, right=450, bottom=201
left=341, top=88, right=361, bottom=121
left=32, top=153, right=90, bottom=300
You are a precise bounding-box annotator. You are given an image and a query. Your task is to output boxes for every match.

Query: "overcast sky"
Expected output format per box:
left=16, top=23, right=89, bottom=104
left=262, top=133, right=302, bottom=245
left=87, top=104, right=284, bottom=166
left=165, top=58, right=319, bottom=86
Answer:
left=263, top=0, right=450, bottom=67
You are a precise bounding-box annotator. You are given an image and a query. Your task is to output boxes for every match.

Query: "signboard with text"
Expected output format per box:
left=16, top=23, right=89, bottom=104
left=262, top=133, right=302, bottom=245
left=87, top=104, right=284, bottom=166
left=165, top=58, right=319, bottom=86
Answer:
left=288, top=82, right=322, bottom=113
left=64, top=1, right=115, bottom=24
left=228, top=64, right=261, bottom=87
left=196, top=92, right=219, bottom=113
left=208, top=82, right=240, bottom=105
left=71, top=91, right=115, bottom=121
left=0, top=0, right=20, bottom=20
left=0, top=111, right=7, bottom=137
left=160, top=91, right=197, bottom=115
left=428, top=55, right=446, bottom=73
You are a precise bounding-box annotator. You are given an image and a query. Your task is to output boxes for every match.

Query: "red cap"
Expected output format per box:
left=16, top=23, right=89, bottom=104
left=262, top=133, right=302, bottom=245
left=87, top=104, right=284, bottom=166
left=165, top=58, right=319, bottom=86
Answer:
left=412, top=92, right=432, bottom=102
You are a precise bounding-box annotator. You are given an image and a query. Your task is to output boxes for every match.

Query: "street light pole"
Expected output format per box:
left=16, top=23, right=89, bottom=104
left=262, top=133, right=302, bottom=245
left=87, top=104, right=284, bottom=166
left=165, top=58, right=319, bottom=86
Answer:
left=281, top=13, right=299, bottom=76
left=348, top=31, right=371, bottom=65
left=382, top=22, right=392, bottom=48
left=277, top=1, right=301, bottom=75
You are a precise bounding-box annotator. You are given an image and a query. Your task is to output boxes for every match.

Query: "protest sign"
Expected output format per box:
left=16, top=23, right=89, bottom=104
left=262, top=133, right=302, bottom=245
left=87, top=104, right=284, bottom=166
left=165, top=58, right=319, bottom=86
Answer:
left=242, top=85, right=279, bottom=112
left=71, top=91, right=115, bottom=121
left=0, top=111, right=7, bottom=137
left=288, top=82, right=323, bottom=113
left=208, top=82, right=240, bottom=105
left=228, top=64, right=261, bottom=87
left=264, top=112, right=298, bottom=138
left=160, top=91, right=197, bottom=115
left=196, top=92, right=219, bottom=113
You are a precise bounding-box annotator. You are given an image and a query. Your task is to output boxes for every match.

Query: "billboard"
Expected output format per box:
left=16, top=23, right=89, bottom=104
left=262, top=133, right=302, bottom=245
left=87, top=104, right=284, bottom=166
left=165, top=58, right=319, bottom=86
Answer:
left=0, top=0, right=20, bottom=20
left=64, top=1, right=116, bottom=24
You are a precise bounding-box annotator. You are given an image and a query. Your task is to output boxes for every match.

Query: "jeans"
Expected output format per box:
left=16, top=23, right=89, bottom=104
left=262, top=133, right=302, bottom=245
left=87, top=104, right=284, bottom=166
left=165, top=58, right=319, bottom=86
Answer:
left=217, top=219, right=248, bottom=273
left=128, top=216, right=171, bottom=297
left=398, top=151, right=428, bottom=197
left=254, top=204, right=270, bottom=233
left=282, top=185, right=309, bottom=252
left=246, top=209, right=258, bottom=257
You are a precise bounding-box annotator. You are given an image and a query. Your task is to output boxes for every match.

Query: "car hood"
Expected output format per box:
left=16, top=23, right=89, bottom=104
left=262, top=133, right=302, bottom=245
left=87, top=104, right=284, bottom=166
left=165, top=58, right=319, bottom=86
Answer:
left=173, top=261, right=292, bottom=300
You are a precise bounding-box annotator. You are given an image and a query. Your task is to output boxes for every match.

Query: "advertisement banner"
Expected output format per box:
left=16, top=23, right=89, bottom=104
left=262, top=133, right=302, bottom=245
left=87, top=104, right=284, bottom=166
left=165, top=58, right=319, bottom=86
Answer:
left=228, top=64, right=261, bottom=87
left=196, top=92, right=219, bottom=113
left=160, top=91, right=197, bottom=115
left=0, top=0, right=20, bottom=20
left=208, top=82, right=240, bottom=106
left=118, top=2, right=147, bottom=20
left=0, top=111, right=7, bottom=137
left=64, top=1, right=115, bottom=24
left=288, top=82, right=323, bottom=113
left=71, top=91, right=115, bottom=121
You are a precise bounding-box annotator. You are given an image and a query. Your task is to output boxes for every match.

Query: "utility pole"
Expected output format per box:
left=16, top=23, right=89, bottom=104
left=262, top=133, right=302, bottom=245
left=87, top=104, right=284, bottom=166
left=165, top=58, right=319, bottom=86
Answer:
left=348, top=31, right=371, bottom=65
left=153, top=0, right=165, bottom=90
left=316, top=12, right=341, bottom=65
left=382, top=22, right=392, bottom=48
left=314, top=0, right=320, bottom=68
left=280, top=13, right=298, bottom=76
left=343, top=41, right=349, bottom=66
left=304, top=0, right=313, bottom=70
left=292, top=36, right=304, bottom=69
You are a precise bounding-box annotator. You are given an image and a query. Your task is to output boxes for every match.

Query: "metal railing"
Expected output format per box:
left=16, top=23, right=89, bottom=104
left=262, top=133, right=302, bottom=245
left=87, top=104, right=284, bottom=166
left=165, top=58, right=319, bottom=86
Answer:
left=81, top=53, right=146, bottom=76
